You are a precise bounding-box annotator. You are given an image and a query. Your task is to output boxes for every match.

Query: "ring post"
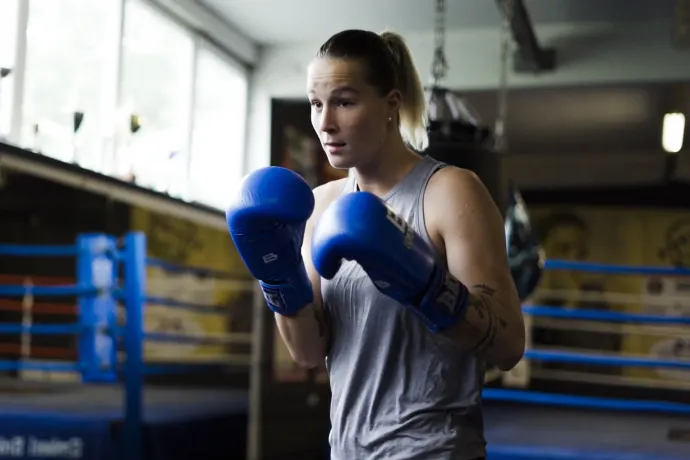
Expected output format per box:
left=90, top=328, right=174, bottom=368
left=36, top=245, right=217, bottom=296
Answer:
left=77, top=234, right=118, bottom=382
left=123, top=231, right=146, bottom=460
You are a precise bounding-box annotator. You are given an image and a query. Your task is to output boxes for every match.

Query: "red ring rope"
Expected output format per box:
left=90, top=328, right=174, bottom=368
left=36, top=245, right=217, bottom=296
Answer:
left=0, top=343, right=76, bottom=360
left=0, top=275, right=75, bottom=285
left=0, top=299, right=77, bottom=315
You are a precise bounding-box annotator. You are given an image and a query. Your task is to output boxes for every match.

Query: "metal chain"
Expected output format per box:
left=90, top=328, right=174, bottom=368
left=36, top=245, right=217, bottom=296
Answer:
left=430, top=0, right=448, bottom=86
left=495, top=0, right=515, bottom=153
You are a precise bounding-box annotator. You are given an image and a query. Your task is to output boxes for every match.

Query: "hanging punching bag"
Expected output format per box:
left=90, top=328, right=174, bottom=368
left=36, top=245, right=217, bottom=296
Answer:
left=421, top=0, right=506, bottom=212
left=424, top=87, right=507, bottom=213
left=505, top=185, right=544, bottom=301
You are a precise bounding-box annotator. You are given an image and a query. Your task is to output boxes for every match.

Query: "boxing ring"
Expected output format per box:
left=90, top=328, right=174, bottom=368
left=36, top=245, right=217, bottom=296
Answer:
left=484, top=259, right=690, bottom=460
left=0, top=233, right=251, bottom=460
left=1, top=233, right=690, bottom=459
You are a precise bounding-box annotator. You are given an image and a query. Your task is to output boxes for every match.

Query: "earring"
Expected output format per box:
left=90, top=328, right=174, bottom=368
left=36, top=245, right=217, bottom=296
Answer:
left=388, top=117, right=392, bottom=122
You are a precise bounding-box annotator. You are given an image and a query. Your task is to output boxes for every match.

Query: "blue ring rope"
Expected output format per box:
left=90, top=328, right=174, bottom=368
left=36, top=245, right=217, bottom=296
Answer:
left=142, top=362, right=231, bottom=375
left=0, top=285, right=102, bottom=297
left=523, top=305, right=690, bottom=325
left=144, top=296, right=226, bottom=314
left=146, top=257, right=247, bottom=280
left=0, top=324, right=86, bottom=335
left=0, top=244, right=79, bottom=257
left=483, top=388, right=690, bottom=415
left=0, top=360, right=83, bottom=372
left=525, top=349, right=690, bottom=370
left=484, top=445, right=683, bottom=460
left=144, top=332, right=231, bottom=345
left=544, top=259, right=690, bottom=276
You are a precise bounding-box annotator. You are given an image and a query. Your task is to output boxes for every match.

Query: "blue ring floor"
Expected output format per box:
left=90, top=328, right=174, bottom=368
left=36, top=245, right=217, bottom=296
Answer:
left=0, top=380, right=688, bottom=460
left=0, top=380, right=248, bottom=460
left=483, top=402, right=690, bottom=460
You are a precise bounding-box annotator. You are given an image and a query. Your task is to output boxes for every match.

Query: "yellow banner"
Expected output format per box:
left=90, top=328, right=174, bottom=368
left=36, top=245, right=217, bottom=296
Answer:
left=129, top=207, right=253, bottom=363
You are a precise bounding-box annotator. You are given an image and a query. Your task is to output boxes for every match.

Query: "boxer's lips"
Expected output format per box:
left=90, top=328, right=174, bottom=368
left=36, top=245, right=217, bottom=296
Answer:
left=324, top=142, right=347, bottom=153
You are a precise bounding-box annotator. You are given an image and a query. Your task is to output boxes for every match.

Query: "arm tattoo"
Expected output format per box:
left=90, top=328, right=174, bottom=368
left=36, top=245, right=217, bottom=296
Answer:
left=467, top=284, right=507, bottom=354
left=475, top=284, right=497, bottom=296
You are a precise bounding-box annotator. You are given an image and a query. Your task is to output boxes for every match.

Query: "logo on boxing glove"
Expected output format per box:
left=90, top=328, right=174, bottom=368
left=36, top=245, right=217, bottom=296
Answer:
left=262, top=286, right=286, bottom=312
left=262, top=253, right=278, bottom=263
left=435, top=271, right=463, bottom=315
left=385, top=208, right=414, bottom=249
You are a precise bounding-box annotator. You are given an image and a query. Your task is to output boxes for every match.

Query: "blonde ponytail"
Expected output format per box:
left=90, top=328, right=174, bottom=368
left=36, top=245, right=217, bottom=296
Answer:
left=380, top=31, right=429, bottom=152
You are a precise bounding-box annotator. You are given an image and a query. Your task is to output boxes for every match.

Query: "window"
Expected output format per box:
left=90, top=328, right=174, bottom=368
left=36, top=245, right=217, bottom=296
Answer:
left=0, top=0, right=18, bottom=140
left=118, top=0, right=194, bottom=195
left=189, top=43, right=248, bottom=210
left=7, top=0, right=250, bottom=208
left=20, top=0, right=121, bottom=166
left=0, top=0, right=17, bottom=69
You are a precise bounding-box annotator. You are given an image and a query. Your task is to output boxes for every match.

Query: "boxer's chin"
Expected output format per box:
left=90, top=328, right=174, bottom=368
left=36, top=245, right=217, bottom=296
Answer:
left=325, top=151, right=356, bottom=170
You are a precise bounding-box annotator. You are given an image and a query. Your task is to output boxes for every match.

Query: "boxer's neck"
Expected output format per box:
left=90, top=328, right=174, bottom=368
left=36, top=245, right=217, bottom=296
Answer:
left=353, top=138, right=420, bottom=198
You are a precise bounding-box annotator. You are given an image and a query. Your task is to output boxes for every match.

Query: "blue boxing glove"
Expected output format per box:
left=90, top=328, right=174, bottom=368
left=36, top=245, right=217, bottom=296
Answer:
left=312, top=192, right=469, bottom=333
left=226, top=167, right=314, bottom=316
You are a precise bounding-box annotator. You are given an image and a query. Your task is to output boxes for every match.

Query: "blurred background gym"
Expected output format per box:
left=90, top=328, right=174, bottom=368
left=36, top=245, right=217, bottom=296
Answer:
left=0, top=1, right=689, bottom=459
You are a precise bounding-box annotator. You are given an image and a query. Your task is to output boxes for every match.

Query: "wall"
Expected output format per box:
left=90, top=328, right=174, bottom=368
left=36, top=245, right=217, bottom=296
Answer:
left=245, top=19, right=690, bottom=175
left=504, top=151, right=667, bottom=189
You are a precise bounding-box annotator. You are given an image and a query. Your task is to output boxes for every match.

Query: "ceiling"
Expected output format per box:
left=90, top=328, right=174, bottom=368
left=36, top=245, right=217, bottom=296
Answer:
left=199, top=0, right=676, bottom=44
left=199, top=0, right=685, bottom=156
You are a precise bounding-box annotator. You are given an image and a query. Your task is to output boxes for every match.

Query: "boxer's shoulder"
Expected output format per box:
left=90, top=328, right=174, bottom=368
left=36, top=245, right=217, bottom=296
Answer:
left=424, top=166, right=495, bottom=236
left=426, top=166, right=481, bottom=198
left=425, top=165, right=480, bottom=211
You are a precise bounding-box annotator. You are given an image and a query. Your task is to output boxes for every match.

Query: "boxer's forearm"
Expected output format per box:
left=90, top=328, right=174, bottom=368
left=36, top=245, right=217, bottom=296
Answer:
left=274, top=304, right=328, bottom=369
left=442, top=284, right=525, bottom=371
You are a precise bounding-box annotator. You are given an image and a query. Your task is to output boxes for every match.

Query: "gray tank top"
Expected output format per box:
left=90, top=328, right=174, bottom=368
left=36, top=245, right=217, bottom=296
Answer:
left=321, top=155, right=486, bottom=460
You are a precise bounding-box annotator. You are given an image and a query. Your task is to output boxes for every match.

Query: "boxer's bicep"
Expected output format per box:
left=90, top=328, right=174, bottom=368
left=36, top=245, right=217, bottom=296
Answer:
left=428, top=168, right=524, bottom=369
left=437, top=169, right=513, bottom=298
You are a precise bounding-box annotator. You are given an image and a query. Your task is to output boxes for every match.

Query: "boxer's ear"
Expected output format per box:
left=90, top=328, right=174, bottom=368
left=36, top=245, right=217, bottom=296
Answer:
left=384, top=89, right=402, bottom=120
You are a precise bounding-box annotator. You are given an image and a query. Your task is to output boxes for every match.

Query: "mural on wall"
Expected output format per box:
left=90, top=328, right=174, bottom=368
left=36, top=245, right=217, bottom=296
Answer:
left=280, top=125, right=320, bottom=187
left=129, top=207, right=253, bottom=363
left=537, top=211, right=608, bottom=309
left=658, top=217, right=690, bottom=268
left=145, top=215, right=203, bottom=262
left=278, top=123, right=347, bottom=185
left=532, top=209, right=615, bottom=374
left=530, top=206, right=690, bottom=385
left=643, top=217, right=690, bottom=382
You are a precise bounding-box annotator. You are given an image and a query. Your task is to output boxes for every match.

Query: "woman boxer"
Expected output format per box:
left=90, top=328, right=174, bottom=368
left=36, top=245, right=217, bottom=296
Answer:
left=227, top=29, right=524, bottom=460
